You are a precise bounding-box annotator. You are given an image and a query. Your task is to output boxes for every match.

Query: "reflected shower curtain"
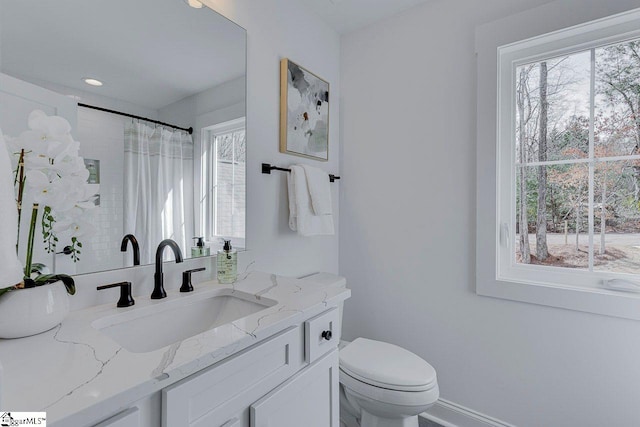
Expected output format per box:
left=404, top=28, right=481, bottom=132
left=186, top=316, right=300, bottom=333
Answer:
left=124, top=122, right=194, bottom=265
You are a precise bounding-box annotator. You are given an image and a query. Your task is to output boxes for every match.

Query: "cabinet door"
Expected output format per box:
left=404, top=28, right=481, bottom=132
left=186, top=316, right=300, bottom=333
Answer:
left=163, top=327, right=302, bottom=427
left=250, top=349, right=339, bottom=427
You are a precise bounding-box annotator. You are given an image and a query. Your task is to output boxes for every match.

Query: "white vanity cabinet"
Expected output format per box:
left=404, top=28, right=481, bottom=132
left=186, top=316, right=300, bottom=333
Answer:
left=159, top=307, right=339, bottom=427
left=89, top=307, right=341, bottom=427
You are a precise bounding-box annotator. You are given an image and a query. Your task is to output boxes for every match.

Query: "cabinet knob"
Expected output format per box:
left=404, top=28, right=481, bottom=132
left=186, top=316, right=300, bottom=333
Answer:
left=321, top=330, right=332, bottom=341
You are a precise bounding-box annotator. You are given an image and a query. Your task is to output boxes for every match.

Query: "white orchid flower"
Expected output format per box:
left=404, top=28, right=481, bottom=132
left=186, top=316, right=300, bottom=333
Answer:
left=14, top=129, right=73, bottom=160
left=11, top=110, right=97, bottom=266
left=28, top=110, right=71, bottom=138
left=64, top=201, right=95, bottom=219
left=51, top=151, right=85, bottom=176
left=48, top=177, right=87, bottom=212
left=23, top=152, right=55, bottom=172
left=24, top=170, right=58, bottom=206
left=26, top=110, right=48, bottom=132
left=53, top=216, right=95, bottom=240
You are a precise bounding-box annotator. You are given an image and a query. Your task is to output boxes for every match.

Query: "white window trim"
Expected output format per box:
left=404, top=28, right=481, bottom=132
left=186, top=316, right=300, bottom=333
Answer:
left=201, top=117, right=246, bottom=250
left=476, top=4, right=640, bottom=321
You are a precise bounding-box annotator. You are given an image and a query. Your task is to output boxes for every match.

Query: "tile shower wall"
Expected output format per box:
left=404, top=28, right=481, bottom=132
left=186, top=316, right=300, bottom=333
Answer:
left=76, top=108, right=127, bottom=273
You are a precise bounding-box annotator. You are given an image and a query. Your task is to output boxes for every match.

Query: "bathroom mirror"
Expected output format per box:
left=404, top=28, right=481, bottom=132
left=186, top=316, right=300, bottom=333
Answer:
left=0, top=0, right=247, bottom=275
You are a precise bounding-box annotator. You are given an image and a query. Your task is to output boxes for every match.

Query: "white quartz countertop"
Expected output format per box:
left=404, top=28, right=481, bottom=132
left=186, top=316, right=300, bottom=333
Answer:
left=0, top=272, right=349, bottom=426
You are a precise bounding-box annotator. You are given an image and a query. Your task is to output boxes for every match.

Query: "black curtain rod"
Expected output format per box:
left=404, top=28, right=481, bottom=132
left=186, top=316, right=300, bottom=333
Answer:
left=78, top=103, right=193, bottom=135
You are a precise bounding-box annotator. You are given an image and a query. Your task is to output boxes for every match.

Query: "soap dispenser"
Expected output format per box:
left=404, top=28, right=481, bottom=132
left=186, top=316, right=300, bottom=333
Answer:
left=217, top=240, right=237, bottom=284
left=191, top=237, right=210, bottom=257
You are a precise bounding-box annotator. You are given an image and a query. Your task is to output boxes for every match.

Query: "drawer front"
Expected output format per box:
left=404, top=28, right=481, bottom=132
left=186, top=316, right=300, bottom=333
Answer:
left=305, top=308, right=339, bottom=364
left=163, top=326, right=302, bottom=427
left=93, top=407, right=139, bottom=427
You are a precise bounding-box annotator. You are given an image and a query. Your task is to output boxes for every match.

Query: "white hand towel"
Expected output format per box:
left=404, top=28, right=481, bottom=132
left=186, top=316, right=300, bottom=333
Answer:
left=287, top=166, right=299, bottom=232
left=0, top=130, right=24, bottom=288
left=287, top=165, right=334, bottom=236
left=301, top=164, right=332, bottom=215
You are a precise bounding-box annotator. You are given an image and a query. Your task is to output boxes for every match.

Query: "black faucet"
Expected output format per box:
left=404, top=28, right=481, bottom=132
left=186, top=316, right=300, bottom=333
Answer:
left=97, top=281, right=135, bottom=308
left=121, top=234, right=140, bottom=266
left=152, top=239, right=183, bottom=299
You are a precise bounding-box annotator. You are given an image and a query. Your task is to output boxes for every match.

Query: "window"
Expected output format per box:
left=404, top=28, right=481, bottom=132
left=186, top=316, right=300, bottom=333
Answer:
left=201, top=118, right=246, bottom=248
left=480, top=7, right=640, bottom=320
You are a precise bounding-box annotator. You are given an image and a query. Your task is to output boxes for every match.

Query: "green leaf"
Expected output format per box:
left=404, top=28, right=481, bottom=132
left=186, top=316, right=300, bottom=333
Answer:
left=30, top=263, right=48, bottom=275
left=33, top=274, right=76, bottom=295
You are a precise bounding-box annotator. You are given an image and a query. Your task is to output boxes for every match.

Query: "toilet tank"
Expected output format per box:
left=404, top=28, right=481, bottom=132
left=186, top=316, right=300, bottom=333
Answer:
left=299, top=273, right=347, bottom=336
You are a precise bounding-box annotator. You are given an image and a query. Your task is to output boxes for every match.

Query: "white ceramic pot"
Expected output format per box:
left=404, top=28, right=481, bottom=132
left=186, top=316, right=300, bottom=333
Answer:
left=0, top=281, right=70, bottom=339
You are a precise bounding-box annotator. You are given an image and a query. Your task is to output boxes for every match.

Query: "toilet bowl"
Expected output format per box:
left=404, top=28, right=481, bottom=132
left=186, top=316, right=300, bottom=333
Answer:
left=339, top=338, right=439, bottom=427
left=299, top=274, right=439, bottom=427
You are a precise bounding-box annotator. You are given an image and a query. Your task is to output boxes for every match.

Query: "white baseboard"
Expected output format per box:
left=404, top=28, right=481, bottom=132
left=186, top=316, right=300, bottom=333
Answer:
left=421, top=399, right=515, bottom=427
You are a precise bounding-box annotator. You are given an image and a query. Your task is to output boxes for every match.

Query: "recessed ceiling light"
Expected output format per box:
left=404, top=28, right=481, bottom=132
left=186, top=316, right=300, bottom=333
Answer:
left=83, top=78, right=103, bottom=87
left=185, top=0, right=203, bottom=8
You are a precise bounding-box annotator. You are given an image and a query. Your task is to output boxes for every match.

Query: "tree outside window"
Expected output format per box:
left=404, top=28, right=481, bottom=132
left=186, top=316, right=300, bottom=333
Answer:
left=514, top=39, right=640, bottom=274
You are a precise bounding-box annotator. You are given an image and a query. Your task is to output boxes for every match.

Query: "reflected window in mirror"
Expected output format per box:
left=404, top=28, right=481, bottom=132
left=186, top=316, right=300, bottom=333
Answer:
left=202, top=118, right=246, bottom=249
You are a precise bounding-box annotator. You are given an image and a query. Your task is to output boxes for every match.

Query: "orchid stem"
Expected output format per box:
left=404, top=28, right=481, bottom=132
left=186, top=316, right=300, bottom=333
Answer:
left=24, top=204, right=39, bottom=278
left=15, top=149, right=25, bottom=252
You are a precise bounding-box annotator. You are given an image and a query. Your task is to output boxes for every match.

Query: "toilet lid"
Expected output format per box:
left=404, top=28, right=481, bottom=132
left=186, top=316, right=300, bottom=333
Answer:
left=339, top=338, right=437, bottom=392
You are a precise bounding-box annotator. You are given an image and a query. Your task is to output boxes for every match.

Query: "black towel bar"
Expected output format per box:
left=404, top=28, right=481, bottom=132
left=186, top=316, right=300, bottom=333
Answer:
left=261, top=163, right=341, bottom=182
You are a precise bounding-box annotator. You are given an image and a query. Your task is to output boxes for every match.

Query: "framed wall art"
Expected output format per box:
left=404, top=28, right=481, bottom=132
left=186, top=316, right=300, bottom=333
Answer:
left=280, top=58, right=329, bottom=161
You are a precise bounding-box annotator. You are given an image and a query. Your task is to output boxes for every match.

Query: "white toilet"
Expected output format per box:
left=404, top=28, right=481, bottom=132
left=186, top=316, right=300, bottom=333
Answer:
left=300, top=273, right=439, bottom=427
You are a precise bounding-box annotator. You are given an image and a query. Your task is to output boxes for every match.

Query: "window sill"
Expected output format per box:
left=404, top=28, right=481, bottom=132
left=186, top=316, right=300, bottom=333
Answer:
left=477, top=277, right=640, bottom=321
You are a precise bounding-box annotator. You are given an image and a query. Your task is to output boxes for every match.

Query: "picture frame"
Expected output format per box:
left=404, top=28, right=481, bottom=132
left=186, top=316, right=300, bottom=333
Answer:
left=280, top=58, right=330, bottom=161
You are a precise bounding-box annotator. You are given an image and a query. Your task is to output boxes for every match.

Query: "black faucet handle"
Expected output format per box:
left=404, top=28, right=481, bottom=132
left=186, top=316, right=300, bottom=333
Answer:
left=97, top=281, right=135, bottom=308
left=181, top=268, right=206, bottom=293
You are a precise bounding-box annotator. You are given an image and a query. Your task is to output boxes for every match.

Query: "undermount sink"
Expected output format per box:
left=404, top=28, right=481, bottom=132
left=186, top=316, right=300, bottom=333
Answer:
left=91, top=289, right=276, bottom=353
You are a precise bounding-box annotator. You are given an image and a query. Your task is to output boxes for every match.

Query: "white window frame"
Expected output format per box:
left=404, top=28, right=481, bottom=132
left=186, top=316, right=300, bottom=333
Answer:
left=201, top=117, right=246, bottom=250
left=477, top=6, right=640, bottom=321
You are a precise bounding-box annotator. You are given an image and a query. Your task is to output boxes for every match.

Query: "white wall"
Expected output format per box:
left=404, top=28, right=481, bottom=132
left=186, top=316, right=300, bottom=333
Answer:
left=340, top=0, right=640, bottom=426
left=201, top=0, right=341, bottom=277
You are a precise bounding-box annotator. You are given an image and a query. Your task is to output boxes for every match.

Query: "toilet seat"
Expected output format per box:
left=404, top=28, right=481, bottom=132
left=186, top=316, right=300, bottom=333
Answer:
left=340, top=368, right=439, bottom=407
left=339, top=338, right=437, bottom=392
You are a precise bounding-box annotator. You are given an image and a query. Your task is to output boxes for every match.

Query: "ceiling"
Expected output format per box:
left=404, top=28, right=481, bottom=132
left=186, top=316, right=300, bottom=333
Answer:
left=300, top=0, right=433, bottom=34
left=0, top=0, right=246, bottom=110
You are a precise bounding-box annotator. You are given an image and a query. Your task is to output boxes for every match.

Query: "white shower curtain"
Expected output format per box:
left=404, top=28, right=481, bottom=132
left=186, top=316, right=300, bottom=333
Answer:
left=124, top=121, right=194, bottom=264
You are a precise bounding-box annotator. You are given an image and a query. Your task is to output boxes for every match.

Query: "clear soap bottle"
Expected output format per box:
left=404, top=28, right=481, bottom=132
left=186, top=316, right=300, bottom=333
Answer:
left=217, top=240, right=237, bottom=284
left=191, top=237, right=210, bottom=257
